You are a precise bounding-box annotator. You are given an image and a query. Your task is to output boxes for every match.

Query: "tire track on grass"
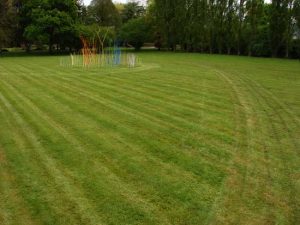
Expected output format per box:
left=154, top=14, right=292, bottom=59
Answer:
left=221, top=70, right=299, bottom=224
left=241, top=74, right=300, bottom=147
left=221, top=72, right=276, bottom=224
left=237, top=73, right=300, bottom=224
left=203, top=68, right=253, bottom=225
left=208, top=66, right=299, bottom=224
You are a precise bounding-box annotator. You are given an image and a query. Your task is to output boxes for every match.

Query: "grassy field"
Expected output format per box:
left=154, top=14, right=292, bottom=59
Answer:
left=0, top=52, right=299, bottom=225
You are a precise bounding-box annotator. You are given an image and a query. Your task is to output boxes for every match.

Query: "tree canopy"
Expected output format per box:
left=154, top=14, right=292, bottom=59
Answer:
left=1, top=0, right=299, bottom=58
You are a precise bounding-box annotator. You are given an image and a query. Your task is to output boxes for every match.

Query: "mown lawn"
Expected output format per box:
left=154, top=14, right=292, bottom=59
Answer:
left=0, top=52, right=299, bottom=225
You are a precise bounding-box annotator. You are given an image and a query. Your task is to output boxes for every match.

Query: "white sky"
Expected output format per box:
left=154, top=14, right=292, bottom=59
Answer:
left=84, top=0, right=128, bottom=5
left=83, top=0, right=270, bottom=6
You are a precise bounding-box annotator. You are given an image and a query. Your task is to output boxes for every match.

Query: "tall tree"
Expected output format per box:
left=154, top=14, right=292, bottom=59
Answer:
left=270, top=0, right=287, bottom=57
left=88, top=0, right=121, bottom=27
left=245, top=0, right=264, bottom=56
left=0, top=0, right=16, bottom=50
left=283, top=0, right=296, bottom=57
left=23, top=0, right=80, bottom=53
left=121, top=1, right=145, bottom=23
left=237, top=0, right=246, bottom=55
left=224, top=0, right=238, bottom=54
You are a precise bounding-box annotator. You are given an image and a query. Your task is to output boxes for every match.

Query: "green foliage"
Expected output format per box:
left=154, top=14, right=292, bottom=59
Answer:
left=88, top=0, right=121, bottom=27
left=23, top=0, right=80, bottom=53
left=79, top=24, right=115, bottom=49
left=121, top=2, right=146, bottom=23
left=0, top=0, right=17, bottom=49
left=120, top=17, right=150, bottom=50
left=152, top=0, right=299, bottom=58
left=2, top=0, right=300, bottom=58
left=295, top=0, right=300, bottom=29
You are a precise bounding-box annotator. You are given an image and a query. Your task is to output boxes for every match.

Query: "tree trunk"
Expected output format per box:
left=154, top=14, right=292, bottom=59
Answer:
left=49, top=28, right=54, bottom=54
left=25, top=43, right=31, bottom=53
left=227, top=47, right=231, bottom=55
left=285, top=42, right=289, bottom=58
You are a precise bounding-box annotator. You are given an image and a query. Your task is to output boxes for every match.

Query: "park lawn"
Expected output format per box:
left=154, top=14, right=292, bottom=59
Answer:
left=0, top=52, right=299, bottom=225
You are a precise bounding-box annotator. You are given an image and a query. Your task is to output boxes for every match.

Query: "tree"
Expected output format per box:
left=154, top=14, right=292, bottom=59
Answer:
left=120, top=17, right=149, bottom=50
left=0, top=0, right=16, bottom=50
left=224, top=0, right=238, bottom=55
left=121, top=1, right=146, bottom=23
left=283, top=0, right=296, bottom=58
left=245, top=0, right=264, bottom=56
left=236, top=0, right=246, bottom=55
left=270, top=0, right=287, bottom=57
left=23, top=0, right=80, bottom=53
left=154, top=0, right=185, bottom=51
left=88, top=0, right=121, bottom=27
left=295, top=0, right=300, bottom=29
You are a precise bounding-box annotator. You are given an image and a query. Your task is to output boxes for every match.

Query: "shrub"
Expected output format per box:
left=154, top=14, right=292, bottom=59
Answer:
left=119, top=17, right=150, bottom=51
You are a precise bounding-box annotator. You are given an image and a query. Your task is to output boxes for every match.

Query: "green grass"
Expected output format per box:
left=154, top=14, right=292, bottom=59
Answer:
left=0, top=52, right=299, bottom=225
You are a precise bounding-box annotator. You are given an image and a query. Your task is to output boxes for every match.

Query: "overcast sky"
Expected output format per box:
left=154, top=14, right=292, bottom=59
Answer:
left=83, top=0, right=270, bottom=6
left=83, top=0, right=128, bottom=5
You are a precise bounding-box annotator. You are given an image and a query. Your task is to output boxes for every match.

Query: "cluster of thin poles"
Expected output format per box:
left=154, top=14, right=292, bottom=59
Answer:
left=60, top=36, right=139, bottom=68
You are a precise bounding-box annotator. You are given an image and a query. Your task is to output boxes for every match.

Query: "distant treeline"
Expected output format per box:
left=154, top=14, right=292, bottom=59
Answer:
left=0, top=0, right=300, bottom=58
left=152, top=0, right=300, bottom=58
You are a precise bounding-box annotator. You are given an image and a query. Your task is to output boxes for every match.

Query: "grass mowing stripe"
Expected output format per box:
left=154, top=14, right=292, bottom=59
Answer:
left=0, top=75, right=174, bottom=225
left=202, top=68, right=255, bottom=224
left=202, top=70, right=250, bottom=225
left=241, top=73, right=300, bottom=143
left=234, top=71, right=298, bottom=224
left=41, top=71, right=235, bottom=147
left=4, top=91, right=216, bottom=223
left=208, top=67, right=299, bottom=224
left=0, top=69, right=213, bottom=222
left=1, top=53, right=298, bottom=225
left=0, top=87, right=106, bottom=225
left=7, top=69, right=225, bottom=199
left=6, top=61, right=234, bottom=151
left=220, top=71, right=276, bottom=224
left=0, top=151, right=38, bottom=225
left=0, top=81, right=171, bottom=224
left=0, top=91, right=89, bottom=225
left=67, top=74, right=235, bottom=130
left=81, top=72, right=234, bottom=115
left=0, top=145, right=40, bottom=225
left=18, top=61, right=234, bottom=127
left=17, top=70, right=230, bottom=185
left=17, top=61, right=234, bottom=143
left=111, top=62, right=233, bottom=101
left=46, top=62, right=235, bottom=118
left=62, top=75, right=235, bottom=142
left=1, top=65, right=230, bottom=223
left=5, top=62, right=232, bottom=168
left=237, top=72, right=300, bottom=223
